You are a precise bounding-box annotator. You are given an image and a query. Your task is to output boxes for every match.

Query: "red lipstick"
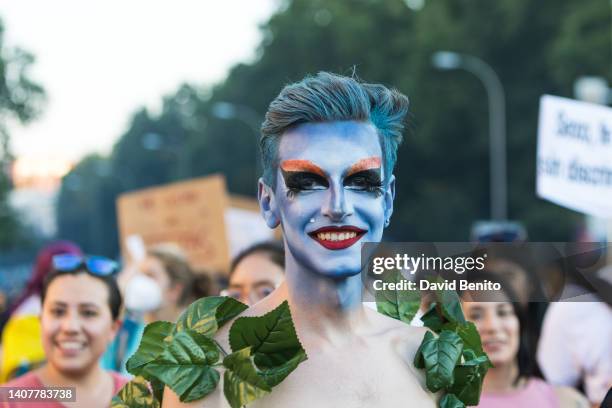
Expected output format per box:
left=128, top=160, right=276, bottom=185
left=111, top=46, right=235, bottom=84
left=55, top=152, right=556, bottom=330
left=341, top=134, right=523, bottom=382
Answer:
left=308, top=226, right=366, bottom=250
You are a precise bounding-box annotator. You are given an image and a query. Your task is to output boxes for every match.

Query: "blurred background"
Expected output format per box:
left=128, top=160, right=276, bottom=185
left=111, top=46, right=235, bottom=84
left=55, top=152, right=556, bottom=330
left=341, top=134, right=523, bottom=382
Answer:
left=0, top=0, right=610, bottom=287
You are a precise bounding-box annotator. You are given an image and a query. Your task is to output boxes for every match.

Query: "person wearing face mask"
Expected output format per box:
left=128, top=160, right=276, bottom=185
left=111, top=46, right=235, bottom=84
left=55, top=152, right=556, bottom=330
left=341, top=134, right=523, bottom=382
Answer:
left=1, top=254, right=129, bottom=407
left=101, top=243, right=214, bottom=374
left=223, top=241, right=285, bottom=306
left=461, top=272, right=589, bottom=408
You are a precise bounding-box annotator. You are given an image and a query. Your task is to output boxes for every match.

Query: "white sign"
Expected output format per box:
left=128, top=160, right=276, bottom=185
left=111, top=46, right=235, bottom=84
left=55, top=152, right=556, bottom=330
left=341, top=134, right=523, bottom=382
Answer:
left=537, top=95, right=612, bottom=217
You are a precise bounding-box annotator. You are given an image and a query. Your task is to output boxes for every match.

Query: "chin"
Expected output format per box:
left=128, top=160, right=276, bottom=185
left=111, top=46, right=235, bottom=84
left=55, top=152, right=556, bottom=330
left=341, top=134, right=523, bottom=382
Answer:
left=312, top=253, right=362, bottom=276
left=487, top=354, right=513, bottom=367
left=53, top=362, right=91, bottom=377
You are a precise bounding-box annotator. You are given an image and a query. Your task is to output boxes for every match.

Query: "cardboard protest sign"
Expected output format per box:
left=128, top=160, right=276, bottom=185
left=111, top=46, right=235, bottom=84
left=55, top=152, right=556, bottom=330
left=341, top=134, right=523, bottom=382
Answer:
left=537, top=95, right=612, bottom=217
left=117, top=175, right=230, bottom=272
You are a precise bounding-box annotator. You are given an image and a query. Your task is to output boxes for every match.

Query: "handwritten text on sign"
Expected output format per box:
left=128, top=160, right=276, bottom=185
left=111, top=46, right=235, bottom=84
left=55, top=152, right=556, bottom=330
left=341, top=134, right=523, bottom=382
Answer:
left=116, top=175, right=230, bottom=272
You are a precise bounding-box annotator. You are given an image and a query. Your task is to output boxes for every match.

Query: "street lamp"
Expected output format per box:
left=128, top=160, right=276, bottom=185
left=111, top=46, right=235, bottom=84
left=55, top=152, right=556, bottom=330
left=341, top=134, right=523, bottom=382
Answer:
left=211, top=102, right=262, bottom=189
left=432, top=51, right=507, bottom=221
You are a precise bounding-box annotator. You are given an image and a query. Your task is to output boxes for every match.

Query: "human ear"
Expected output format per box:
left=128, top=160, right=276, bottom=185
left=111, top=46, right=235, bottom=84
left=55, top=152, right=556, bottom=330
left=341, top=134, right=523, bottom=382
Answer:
left=383, top=175, right=395, bottom=228
left=108, top=319, right=122, bottom=343
left=258, top=178, right=281, bottom=229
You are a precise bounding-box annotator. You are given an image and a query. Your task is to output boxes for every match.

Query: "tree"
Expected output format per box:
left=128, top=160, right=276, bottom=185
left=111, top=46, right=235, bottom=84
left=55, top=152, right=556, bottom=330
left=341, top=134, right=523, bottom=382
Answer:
left=57, top=0, right=611, bottom=256
left=0, top=18, right=45, bottom=249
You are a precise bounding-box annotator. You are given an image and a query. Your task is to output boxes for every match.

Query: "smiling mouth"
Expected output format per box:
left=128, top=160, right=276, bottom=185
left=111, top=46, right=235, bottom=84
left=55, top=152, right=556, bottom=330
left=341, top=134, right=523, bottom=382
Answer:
left=55, top=340, right=86, bottom=356
left=482, top=340, right=505, bottom=351
left=308, top=226, right=366, bottom=250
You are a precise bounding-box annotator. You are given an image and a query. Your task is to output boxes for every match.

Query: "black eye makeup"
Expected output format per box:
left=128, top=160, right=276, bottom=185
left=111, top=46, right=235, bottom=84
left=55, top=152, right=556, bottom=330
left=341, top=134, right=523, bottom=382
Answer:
left=281, top=170, right=329, bottom=198
left=344, top=169, right=383, bottom=196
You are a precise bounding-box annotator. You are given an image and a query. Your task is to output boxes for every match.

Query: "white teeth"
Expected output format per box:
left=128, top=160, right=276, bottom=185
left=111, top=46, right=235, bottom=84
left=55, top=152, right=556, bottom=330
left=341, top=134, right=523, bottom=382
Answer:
left=58, top=341, right=83, bottom=350
left=316, top=231, right=359, bottom=241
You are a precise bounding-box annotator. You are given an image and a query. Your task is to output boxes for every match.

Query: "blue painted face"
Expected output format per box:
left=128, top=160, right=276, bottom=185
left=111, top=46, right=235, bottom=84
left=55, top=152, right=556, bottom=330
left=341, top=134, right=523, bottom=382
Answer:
left=262, top=121, right=395, bottom=278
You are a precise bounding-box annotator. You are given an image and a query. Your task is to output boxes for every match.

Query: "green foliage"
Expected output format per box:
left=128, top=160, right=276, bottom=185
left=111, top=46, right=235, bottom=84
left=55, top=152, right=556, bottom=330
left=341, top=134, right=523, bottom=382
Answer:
left=439, top=393, right=466, bottom=408
left=223, top=347, right=271, bottom=408
left=56, top=0, right=609, bottom=254
left=175, top=296, right=248, bottom=337
left=420, top=330, right=464, bottom=392
left=379, top=279, right=491, bottom=406
left=0, top=18, right=45, bottom=249
left=375, top=270, right=421, bottom=324
left=112, top=376, right=160, bottom=408
left=433, top=285, right=467, bottom=325
left=228, top=300, right=307, bottom=384
left=126, top=321, right=174, bottom=376
left=143, top=330, right=221, bottom=402
left=119, top=297, right=306, bottom=407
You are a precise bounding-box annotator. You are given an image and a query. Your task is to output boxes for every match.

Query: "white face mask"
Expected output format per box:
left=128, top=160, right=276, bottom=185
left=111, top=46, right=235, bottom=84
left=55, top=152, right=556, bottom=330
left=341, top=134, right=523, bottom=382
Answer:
left=124, top=274, right=162, bottom=313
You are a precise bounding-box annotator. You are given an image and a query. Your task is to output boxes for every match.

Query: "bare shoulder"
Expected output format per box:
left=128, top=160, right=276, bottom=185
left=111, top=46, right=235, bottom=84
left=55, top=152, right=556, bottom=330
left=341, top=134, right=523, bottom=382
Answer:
left=553, top=386, right=590, bottom=408
left=363, top=308, right=432, bottom=390
left=364, top=307, right=429, bottom=347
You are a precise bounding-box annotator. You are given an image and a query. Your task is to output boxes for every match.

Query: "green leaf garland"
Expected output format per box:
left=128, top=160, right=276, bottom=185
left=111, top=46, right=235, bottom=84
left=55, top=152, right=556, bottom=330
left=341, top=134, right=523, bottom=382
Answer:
left=143, top=329, right=221, bottom=402
left=223, top=347, right=272, bottom=408
left=118, top=297, right=306, bottom=407
left=379, top=274, right=491, bottom=407
left=174, top=296, right=248, bottom=337
left=375, top=269, right=421, bottom=324
left=111, top=376, right=160, bottom=408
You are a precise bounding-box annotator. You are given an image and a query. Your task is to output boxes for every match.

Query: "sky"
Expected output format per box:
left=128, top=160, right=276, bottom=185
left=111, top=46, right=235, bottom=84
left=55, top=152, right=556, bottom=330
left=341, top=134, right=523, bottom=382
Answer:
left=2, top=0, right=279, bottom=164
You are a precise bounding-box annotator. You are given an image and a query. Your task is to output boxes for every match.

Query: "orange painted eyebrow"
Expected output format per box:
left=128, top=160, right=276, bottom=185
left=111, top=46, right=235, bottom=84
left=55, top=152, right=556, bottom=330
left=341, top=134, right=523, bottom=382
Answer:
left=346, top=157, right=382, bottom=176
left=280, top=160, right=325, bottom=177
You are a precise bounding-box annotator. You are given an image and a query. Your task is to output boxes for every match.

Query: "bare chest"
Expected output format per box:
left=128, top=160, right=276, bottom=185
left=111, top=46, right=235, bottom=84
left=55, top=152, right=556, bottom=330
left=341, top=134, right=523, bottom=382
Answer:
left=209, top=342, right=436, bottom=408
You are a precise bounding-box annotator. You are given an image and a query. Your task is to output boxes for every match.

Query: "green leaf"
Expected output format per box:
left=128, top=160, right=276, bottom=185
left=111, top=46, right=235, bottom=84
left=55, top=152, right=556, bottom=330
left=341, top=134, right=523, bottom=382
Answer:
left=229, top=300, right=307, bottom=385
left=421, top=304, right=446, bottom=332
left=111, top=376, right=160, bottom=408
left=447, top=347, right=491, bottom=406
left=223, top=347, right=271, bottom=408
left=375, top=270, right=421, bottom=324
left=258, top=349, right=307, bottom=387
left=419, top=330, right=463, bottom=392
left=175, top=296, right=248, bottom=337
left=448, top=364, right=485, bottom=406
left=455, top=322, right=491, bottom=365
left=432, top=279, right=466, bottom=325
left=126, top=321, right=174, bottom=377
left=461, top=351, right=490, bottom=367
left=149, top=377, right=165, bottom=404
left=143, top=329, right=221, bottom=402
left=439, top=393, right=466, bottom=408
left=414, top=338, right=426, bottom=369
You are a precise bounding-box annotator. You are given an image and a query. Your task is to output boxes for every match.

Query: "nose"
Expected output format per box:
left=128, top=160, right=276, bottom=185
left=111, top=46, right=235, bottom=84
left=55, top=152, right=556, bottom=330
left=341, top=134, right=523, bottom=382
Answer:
left=60, top=311, right=80, bottom=333
left=479, top=310, right=502, bottom=334
left=321, top=183, right=354, bottom=222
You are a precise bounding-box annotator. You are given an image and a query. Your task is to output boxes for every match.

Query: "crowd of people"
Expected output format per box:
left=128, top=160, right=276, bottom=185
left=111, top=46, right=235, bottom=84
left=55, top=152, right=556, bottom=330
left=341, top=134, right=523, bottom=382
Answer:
left=0, top=238, right=610, bottom=407
left=0, top=72, right=610, bottom=407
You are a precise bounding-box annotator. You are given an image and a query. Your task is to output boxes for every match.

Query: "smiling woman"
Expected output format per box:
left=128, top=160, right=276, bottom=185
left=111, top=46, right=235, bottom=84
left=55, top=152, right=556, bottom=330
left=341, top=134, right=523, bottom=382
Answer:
left=461, top=272, right=589, bottom=408
left=1, top=255, right=129, bottom=408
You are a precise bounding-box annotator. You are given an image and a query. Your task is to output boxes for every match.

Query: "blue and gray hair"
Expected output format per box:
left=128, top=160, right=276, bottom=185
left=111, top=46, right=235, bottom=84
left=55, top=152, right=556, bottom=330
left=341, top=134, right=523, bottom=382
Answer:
left=260, top=71, right=409, bottom=187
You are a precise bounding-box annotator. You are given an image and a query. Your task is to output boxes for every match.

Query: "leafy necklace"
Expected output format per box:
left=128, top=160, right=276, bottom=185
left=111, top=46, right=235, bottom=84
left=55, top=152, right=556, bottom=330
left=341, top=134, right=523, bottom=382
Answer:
left=113, top=278, right=490, bottom=408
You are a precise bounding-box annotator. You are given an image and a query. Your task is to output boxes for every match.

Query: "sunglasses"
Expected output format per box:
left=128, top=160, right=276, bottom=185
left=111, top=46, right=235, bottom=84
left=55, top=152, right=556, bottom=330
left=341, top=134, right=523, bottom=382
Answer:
left=52, top=254, right=119, bottom=276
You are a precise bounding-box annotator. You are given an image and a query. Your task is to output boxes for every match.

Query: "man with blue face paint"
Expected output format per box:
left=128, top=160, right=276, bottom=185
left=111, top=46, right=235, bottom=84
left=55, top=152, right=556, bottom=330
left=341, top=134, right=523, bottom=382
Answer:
left=163, top=72, right=437, bottom=407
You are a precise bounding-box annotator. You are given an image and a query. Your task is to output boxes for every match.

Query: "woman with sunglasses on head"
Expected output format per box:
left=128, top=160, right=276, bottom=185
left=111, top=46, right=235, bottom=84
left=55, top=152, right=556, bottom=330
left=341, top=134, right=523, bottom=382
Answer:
left=0, top=241, right=82, bottom=383
left=1, top=255, right=129, bottom=407
left=461, top=271, right=589, bottom=408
